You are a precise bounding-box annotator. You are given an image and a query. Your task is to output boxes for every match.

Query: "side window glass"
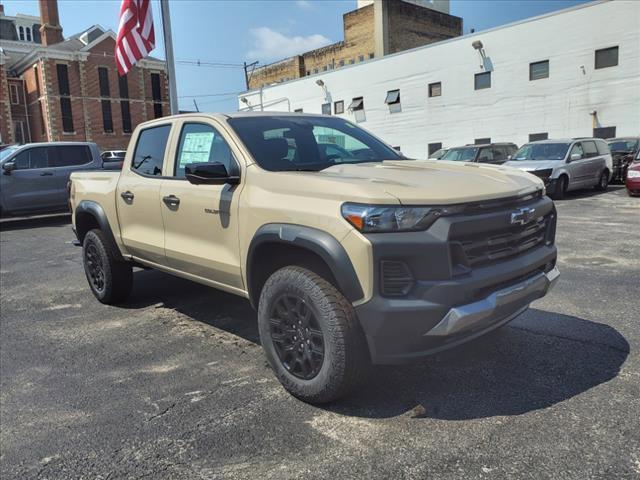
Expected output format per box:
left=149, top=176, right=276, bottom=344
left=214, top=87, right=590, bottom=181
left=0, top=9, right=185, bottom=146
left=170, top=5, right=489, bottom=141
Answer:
left=174, top=123, right=236, bottom=178
left=132, top=125, right=171, bottom=176
left=477, top=147, right=494, bottom=163
left=13, top=148, right=50, bottom=170
left=582, top=141, right=598, bottom=158
left=493, top=147, right=506, bottom=162
left=52, top=146, right=92, bottom=167
left=596, top=140, right=610, bottom=155
left=570, top=143, right=584, bottom=159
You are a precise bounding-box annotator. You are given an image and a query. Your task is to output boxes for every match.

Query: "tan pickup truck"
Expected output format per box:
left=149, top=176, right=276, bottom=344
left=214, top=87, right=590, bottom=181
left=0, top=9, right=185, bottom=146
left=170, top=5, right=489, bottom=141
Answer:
left=70, top=112, right=559, bottom=403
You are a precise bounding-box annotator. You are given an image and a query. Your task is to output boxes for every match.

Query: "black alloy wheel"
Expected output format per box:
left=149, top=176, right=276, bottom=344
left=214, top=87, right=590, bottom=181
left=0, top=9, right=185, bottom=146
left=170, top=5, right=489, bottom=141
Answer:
left=269, top=294, right=325, bottom=380
left=85, top=242, right=106, bottom=294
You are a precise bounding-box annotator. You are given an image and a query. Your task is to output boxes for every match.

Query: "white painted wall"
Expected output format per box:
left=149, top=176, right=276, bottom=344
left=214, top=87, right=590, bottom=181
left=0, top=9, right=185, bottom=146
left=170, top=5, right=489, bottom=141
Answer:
left=239, top=1, right=640, bottom=159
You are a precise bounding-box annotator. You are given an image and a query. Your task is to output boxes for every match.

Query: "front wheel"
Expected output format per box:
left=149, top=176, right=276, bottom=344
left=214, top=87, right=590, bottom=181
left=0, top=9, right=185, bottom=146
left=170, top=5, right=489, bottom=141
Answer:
left=82, top=229, right=133, bottom=304
left=258, top=266, right=370, bottom=403
left=595, top=170, right=609, bottom=191
left=550, top=176, right=567, bottom=200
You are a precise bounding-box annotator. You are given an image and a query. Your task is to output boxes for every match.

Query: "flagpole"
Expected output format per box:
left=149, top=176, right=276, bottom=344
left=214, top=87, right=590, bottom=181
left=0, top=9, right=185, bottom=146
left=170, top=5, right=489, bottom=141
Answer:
left=160, top=0, right=179, bottom=115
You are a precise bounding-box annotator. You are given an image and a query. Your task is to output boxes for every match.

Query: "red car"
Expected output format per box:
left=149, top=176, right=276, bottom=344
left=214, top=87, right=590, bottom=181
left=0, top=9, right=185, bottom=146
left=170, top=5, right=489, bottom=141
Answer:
left=625, top=160, right=640, bottom=196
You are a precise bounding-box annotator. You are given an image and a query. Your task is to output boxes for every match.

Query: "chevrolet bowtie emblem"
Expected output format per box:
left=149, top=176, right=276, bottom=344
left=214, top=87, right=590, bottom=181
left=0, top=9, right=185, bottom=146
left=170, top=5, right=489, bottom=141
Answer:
left=510, top=207, right=536, bottom=225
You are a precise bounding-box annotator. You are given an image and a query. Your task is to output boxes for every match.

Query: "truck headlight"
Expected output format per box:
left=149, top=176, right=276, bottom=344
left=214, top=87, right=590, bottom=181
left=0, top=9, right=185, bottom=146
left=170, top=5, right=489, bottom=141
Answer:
left=341, top=203, right=452, bottom=233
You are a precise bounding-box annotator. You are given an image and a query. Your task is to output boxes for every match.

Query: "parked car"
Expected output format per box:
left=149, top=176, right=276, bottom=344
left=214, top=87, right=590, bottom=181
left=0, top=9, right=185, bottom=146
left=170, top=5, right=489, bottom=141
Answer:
left=626, top=150, right=640, bottom=196
left=101, top=150, right=127, bottom=170
left=428, top=148, right=448, bottom=160
left=607, top=137, right=639, bottom=183
left=440, top=142, right=518, bottom=165
left=503, top=138, right=612, bottom=200
left=69, top=112, right=558, bottom=403
left=0, top=142, right=112, bottom=217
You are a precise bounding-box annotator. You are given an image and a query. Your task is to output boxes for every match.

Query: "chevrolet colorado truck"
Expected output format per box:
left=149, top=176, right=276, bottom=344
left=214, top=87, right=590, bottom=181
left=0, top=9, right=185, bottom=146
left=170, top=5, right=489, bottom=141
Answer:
left=70, top=113, right=559, bottom=403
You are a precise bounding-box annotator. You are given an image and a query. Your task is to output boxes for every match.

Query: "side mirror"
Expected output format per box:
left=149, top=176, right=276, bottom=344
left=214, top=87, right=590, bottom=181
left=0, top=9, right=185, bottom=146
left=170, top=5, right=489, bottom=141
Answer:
left=185, top=162, right=239, bottom=185
left=2, top=161, right=16, bottom=175
left=569, top=153, right=581, bottom=162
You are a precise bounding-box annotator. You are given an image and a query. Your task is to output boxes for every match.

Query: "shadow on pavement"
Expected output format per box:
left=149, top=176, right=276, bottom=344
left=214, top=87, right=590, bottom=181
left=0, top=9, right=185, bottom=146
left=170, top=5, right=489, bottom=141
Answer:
left=125, top=269, right=260, bottom=343
left=121, top=270, right=629, bottom=420
left=0, top=213, right=71, bottom=231
left=557, top=184, right=625, bottom=201
left=328, top=309, right=629, bottom=420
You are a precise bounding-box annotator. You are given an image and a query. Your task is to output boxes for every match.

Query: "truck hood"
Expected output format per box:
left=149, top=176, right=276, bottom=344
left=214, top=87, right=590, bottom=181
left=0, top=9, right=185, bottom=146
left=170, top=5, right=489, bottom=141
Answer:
left=255, top=160, right=544, bottom=205
left=503, top=160, right=562, bottom=171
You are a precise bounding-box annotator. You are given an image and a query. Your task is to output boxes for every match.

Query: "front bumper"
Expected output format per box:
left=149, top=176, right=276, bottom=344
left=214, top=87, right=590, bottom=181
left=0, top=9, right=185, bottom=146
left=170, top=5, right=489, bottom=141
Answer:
left=353, top=194, right=558, bottom=364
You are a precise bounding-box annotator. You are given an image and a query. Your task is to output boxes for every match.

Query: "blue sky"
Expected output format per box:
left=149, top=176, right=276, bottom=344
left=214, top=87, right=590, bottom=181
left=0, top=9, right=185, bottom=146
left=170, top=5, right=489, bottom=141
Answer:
left=5, top=0, right=589, bottom=112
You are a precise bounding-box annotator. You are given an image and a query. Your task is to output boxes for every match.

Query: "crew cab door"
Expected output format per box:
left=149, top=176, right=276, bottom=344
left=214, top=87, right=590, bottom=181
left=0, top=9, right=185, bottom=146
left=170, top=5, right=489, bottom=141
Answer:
left=581, top=140, right=604, bottom=185
left=116, top=123, right=172, bottom=265
left=567, top=142, right=591, bottom=187
left=1, top=146, right=60, bottom=213
left=159, top=119, right=244, bottom=290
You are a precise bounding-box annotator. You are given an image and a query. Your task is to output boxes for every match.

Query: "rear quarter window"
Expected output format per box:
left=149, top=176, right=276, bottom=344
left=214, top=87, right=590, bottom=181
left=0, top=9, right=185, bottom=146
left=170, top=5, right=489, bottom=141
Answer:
left=596, top=140, right=610, bottom=155
left=51, top=145, right=92, bottom=167
left=131, top=125, right=172, bottom=176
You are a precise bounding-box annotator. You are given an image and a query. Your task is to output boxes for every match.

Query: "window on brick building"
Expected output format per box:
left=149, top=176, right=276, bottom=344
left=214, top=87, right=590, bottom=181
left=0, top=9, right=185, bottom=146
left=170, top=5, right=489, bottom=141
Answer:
left=26, top=27, right=32, bottom=42
left=102, top=100, right=114, bottom=133
left=19, top=26, right=24, bottom=41
left=98, top=67, right=110, bottom=97
left=339, top=60, right=344, bottom=67
left=118, top=74, right=129, bottom=98
left=60, top=97, right=74, bottom=133
left=56, top=64, right=70, bottom=96
left=9, top=84, right=20, bottom=104
left=118, top=74, right=131, bottom=133
left=151, top=73, right=162, bottom=101
left=359, top=55, right=364, bottom=62
left=151, top=73, right=163, bottom=119
left=121, top=101, right=132, bottom=134
left=369, top=53, right=374, bottom=59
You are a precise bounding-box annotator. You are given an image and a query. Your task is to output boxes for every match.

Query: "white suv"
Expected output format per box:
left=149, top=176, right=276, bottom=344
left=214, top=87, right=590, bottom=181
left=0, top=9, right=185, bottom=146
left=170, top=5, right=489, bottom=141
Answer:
left=504, top=138, right=612, bottom=199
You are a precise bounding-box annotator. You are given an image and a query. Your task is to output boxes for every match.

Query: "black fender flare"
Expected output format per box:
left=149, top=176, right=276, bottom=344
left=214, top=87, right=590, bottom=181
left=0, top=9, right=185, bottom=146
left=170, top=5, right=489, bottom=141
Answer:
left=247, top=224, right=364, bottom=307
left=74, top=200, right=124, bottom=262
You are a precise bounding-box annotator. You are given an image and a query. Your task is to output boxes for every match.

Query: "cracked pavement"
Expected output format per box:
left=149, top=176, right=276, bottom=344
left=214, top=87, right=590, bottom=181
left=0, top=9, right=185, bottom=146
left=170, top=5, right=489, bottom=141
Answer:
left=1, top=186, right=639, bottom=479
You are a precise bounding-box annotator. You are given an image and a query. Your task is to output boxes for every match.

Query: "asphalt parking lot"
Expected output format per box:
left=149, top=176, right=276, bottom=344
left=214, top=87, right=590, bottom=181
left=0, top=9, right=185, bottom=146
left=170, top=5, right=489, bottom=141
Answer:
left=1, top=186, right=638, bottom=479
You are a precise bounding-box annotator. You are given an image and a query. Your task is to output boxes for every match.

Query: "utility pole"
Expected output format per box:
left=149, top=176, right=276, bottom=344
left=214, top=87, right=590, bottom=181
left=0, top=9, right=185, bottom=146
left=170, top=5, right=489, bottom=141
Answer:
left=160, top=0, right=179, bottom=114
left=243, top=61, right=259, bottom=90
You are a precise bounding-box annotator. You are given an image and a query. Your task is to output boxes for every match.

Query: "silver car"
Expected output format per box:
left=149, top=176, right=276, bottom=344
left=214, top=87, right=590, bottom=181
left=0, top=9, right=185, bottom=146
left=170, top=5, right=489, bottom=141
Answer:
left=503, top=138, right=612, bottom=199
left=0, top=142, right=103, bottom=217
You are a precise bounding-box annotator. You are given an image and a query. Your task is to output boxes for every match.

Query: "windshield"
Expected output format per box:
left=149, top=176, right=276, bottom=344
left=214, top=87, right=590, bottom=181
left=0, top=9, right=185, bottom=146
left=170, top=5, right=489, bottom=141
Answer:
left=608, top=140, right=638, bottom=153
left=512, top=143, right=570, bottom=161
left=0, top=146, right=19, bottom=162
left=441, top=147, right=478, bottom=162
left=227, top=115, right=403, bottom=172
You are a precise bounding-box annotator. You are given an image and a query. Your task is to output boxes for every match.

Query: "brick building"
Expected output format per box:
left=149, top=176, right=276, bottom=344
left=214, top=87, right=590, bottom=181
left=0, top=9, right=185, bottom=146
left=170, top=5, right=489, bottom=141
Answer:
left=0, top=0, right=169, bottom=150
left=248, top=0, right=462, bottom=89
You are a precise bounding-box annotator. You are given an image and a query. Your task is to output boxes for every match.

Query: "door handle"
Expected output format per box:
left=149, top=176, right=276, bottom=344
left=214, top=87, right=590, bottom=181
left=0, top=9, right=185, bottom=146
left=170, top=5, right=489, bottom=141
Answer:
left=162, top=195, right=180, bottom=207
left=120, top=191, right=134, bottom=202
left=40, top=171, right=53, bottom=176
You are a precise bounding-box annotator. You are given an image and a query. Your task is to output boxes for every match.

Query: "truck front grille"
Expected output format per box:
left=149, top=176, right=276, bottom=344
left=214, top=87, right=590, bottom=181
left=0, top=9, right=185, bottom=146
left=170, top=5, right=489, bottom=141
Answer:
left=453, top=214, right=550, bottom=268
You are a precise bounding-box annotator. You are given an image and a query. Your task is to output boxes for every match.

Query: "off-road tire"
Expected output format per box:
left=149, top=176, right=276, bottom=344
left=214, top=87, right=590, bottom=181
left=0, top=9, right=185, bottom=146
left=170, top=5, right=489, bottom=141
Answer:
left=258, top=266, right=370, bottom=403
left=595, top=170, right=609, bottom=191
left=82, top=229, right=133, bottom=304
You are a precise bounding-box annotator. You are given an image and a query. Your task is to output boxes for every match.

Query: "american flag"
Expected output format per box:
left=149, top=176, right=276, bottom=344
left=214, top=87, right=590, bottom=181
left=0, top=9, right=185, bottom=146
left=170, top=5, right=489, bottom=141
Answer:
left=115, top=0, right=155, bottom=76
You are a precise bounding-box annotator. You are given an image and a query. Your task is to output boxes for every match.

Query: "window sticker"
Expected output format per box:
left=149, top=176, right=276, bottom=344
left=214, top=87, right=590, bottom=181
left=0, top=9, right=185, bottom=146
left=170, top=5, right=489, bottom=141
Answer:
left=179, top=131, right=214, bottom=168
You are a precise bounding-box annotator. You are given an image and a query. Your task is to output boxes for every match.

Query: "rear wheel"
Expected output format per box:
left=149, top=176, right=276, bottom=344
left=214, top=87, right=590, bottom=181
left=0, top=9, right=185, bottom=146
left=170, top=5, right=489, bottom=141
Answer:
left=595, top=170, right=609, bottom=191
left=82, top=229, right=132, bottom=304
left=258, top=266, right=370, bottom=403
